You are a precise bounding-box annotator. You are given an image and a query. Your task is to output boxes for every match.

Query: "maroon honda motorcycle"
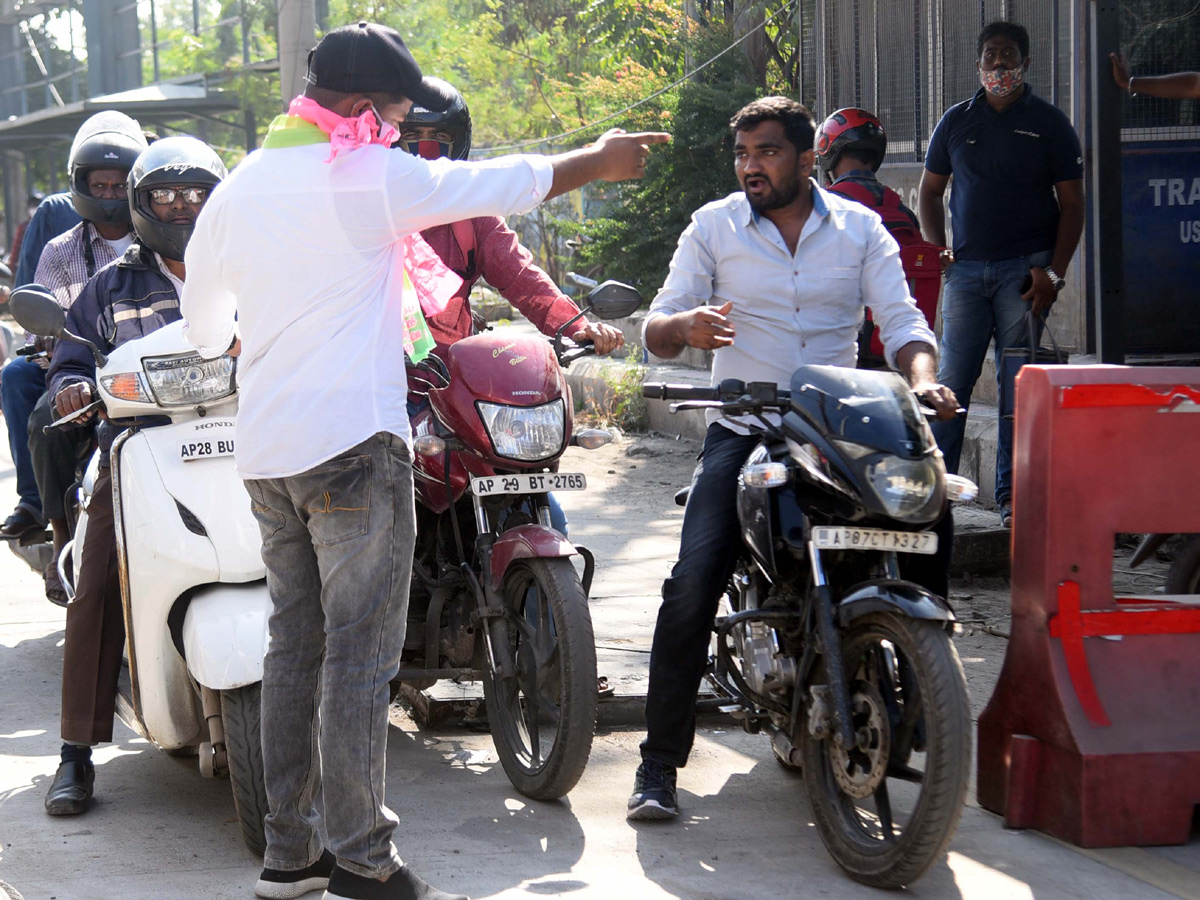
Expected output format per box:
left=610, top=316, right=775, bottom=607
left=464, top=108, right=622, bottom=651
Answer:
left=398, top=279, right=642, bottom=799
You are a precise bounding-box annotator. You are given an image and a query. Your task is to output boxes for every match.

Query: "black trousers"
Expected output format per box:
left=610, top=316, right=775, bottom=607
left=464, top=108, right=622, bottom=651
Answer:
left=640, top=423, right=954, bottom=769
left=27, top=391, right=90, bottom=522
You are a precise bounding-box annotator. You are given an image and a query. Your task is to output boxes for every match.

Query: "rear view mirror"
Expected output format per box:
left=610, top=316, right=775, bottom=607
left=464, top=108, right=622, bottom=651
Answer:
left=11, top=285, right=65, bottom=338
left=586, top=281, right=643, bottom=320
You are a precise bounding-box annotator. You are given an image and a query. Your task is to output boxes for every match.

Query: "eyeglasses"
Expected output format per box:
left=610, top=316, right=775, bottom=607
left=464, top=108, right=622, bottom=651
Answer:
left=148, top=187, right=208, bottom=205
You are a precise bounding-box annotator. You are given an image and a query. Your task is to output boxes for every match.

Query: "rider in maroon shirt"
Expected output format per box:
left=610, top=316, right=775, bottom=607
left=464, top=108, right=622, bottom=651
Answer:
left=395, top=78, right=623, bottom=362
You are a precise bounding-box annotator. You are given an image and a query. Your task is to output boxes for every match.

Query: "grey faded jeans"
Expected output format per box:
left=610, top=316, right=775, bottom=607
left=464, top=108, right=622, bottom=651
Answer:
left=245, top=432, right=416, bottom=878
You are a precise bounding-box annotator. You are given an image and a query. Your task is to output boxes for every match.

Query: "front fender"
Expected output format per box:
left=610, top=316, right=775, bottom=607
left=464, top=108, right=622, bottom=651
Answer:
left=490, top=524, right=576, bottom=585
left=836, top=579, right=956, bottom=628
left=181, top=581, right=272, bottom=690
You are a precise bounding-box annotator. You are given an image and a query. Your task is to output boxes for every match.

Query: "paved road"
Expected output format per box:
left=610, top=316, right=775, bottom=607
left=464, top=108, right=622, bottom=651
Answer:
left=0, top=420, right=1197, bottom=900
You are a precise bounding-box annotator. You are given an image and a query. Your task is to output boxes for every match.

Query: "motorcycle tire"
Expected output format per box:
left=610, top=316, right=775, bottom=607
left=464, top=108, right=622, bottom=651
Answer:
left=801, top=613, right=970, bottom=889
left=222, top=683, right=268, bottom=857
left=1164, top=535, right=1200, bottom=595
left=483, top=558, right=597, bottom=800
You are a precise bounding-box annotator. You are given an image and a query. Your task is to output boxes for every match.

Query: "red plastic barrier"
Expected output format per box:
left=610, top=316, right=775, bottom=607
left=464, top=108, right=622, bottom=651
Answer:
left=977, top=365, right=1200, bottom=848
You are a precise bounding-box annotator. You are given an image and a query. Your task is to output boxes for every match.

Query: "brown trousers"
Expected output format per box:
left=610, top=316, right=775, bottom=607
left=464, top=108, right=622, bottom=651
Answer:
left=61, top=466, right=125, bottom=744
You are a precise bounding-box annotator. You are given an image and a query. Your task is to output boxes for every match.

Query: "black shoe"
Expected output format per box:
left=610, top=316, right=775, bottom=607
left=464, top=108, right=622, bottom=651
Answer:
left=324, top=865, right=469, bottom=900
left=255, top=849, right=335, bottom=899
left=44, top=760, right=94, bottom=815
left=1, top=508, right=41, bottom=539
left=627, top=759, right=678, bottom=821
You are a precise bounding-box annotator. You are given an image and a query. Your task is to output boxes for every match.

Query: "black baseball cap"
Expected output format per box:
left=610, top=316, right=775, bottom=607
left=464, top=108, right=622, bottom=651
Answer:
left=306, top=22, right=455, bottom=112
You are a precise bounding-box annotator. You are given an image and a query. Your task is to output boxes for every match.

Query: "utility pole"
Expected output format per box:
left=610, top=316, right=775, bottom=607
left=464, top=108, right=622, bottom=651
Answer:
left=1087, top=0, right=1125, bottom=363
left=277, top=0, right=316, bottom=110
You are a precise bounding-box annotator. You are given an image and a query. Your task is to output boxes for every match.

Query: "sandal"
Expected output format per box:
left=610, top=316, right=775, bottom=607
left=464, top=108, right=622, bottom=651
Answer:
left=44, top=559, right=69, bottom=607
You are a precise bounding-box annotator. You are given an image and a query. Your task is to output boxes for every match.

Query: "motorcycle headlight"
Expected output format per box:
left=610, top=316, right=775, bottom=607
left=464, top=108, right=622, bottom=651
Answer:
left=477, top=399, right=565, bottom=462
left=866, top=455, right=943, bottom=521
left=142, top=353, right=236, bottom=407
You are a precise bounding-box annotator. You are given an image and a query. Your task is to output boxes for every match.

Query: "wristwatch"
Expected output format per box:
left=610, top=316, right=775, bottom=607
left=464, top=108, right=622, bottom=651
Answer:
left=1043, top=266, right=1067, bottom=292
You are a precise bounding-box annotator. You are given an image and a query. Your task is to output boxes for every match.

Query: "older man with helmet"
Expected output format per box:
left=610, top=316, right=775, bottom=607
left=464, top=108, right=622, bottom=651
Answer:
left=0, top=112, right=147, bottom=602
left=42, top=135, right=226, bottom=816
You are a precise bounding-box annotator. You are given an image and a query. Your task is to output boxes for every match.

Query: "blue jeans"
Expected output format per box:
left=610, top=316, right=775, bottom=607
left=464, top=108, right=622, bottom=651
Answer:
left=0, top=357, right=47, bottom=518
left=245, top=433, right=416, bottom=879
left=642, top=423, right=759, bottom=768
left=931, top=250, right=1051, bottom=504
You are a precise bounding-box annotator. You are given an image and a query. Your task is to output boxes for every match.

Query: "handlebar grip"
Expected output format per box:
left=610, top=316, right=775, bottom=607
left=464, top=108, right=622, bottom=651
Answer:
left=643, top=382, right=717, bottom=401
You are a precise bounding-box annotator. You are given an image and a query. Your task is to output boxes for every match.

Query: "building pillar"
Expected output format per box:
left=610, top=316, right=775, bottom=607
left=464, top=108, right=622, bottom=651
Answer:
left=277, top=0, right=316, bottom=109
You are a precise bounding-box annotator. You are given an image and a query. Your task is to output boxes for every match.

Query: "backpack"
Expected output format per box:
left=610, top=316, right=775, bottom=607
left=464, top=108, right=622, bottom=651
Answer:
left=828, top=177, right=941, bottom=366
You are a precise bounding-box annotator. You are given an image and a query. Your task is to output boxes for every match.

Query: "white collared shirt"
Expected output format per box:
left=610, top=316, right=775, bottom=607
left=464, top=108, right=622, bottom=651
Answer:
left=181, top=143, right=553, bottom=480
left=643, top=181, right=937, bottom=432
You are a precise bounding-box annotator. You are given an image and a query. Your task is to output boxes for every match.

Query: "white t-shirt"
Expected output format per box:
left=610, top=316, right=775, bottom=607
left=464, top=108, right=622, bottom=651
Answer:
left=104, top=233, right=135, bottom=258
left=181, top=141, right=552, bottom=480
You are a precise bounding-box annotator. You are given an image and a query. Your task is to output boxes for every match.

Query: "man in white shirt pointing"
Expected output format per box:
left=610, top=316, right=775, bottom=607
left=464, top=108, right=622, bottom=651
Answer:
left=627, top=95, right=959, bottom=822
left=181, top=21, right=667, bottom=900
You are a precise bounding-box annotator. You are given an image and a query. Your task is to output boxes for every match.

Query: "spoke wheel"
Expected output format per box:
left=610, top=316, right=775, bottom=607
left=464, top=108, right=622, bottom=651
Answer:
left=801, top=614, right=970, bottom=888
left=484, top=558, right=597, bottom=799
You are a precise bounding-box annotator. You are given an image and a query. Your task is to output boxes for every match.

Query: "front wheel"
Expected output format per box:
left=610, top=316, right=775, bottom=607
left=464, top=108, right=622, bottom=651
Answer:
left=484, top=558, right=597, bottom=800
left=222, top=683, right=268, bottom=856
left=801, top=614, right=970, bottom=889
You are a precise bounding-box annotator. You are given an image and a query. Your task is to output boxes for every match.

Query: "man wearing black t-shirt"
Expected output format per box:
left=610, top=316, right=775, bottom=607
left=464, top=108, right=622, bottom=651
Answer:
left=918, top=20, right=1084, bottom=526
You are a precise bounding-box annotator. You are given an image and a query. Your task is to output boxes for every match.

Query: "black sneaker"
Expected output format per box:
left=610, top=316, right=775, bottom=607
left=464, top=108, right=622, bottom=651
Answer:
left=254, top=849, right=335, bottom=899
left=627, top=760, right=678, bottom=821
left=324, top=865, right=468, bottom=900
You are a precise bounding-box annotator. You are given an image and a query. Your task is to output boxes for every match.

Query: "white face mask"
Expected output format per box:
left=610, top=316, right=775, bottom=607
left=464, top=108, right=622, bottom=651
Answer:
left=28, top=206, right=39, bottom=218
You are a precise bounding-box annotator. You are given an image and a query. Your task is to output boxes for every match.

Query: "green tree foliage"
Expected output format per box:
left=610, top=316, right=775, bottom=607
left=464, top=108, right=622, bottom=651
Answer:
left=577, top=24, right=760, bottom=293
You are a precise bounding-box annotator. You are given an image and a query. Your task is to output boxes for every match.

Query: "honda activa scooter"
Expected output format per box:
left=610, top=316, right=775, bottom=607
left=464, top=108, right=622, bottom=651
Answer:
left=11, top=287, right=270, bottom=856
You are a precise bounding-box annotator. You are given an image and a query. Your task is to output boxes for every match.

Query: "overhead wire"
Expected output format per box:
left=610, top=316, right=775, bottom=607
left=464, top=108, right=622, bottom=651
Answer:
left=475, top=0, right=799, bottom=156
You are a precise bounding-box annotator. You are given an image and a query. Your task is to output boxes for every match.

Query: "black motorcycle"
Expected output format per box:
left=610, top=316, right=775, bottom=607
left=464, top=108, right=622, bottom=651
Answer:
left=645, top=365, right=976, bottom=889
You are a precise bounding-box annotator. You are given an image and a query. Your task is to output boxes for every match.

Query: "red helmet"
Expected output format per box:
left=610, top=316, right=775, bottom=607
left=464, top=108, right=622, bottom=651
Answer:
left=815, top=108, right=887, bottom=175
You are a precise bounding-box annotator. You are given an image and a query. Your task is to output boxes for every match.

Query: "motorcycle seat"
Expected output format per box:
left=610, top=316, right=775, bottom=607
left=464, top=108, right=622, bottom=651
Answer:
left=674, top=487, right=690, bottom=507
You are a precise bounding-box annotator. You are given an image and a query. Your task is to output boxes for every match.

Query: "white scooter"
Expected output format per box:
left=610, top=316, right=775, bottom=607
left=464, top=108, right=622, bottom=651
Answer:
left=11, top=287, right=271, bottom=856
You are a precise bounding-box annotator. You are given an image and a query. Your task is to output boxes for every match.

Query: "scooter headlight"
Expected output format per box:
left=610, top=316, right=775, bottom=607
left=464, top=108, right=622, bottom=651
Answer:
left=142, top=353, right=236, bottom=407
left=477, top=399, right=566, bottom=462
left=866, top=455, right=944, bottom=521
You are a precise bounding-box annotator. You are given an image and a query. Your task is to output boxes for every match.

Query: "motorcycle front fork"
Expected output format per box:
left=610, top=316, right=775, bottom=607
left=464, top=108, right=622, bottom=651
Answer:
left=808, top=541, right=857, bottom=750
left=466, top=492, right=553, bottom=681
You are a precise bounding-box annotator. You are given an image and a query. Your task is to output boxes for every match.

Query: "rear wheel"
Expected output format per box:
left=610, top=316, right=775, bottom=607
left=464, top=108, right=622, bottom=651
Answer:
left=484, top=558, right=597, bottom=800
left=801, top=614, right=970, bottom=888
left=1165, top=535, right=1200, bottom=594
left=222, top=683, right=267, bottom=857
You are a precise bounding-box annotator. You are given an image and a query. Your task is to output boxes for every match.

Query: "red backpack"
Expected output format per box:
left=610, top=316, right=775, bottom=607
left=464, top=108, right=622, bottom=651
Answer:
left=827, top=178, right=941, bottom=365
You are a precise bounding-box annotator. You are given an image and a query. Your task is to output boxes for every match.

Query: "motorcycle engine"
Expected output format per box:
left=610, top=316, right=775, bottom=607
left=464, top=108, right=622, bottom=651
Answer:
left=732, top=574, right=798, bottom=701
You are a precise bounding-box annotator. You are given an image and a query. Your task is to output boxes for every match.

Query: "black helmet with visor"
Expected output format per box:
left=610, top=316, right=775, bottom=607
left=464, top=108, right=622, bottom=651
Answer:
left=68, top=111, right=148, bottom=225
left=128, top=136, right=226, bottom=261
left=396, top=77, right=472, bottom=161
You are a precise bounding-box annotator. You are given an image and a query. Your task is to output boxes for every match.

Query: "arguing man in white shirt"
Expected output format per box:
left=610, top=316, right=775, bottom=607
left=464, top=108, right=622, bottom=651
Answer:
left=626, top=95, right=961, bottom=823
left=180, top=21, right=667, bottom=900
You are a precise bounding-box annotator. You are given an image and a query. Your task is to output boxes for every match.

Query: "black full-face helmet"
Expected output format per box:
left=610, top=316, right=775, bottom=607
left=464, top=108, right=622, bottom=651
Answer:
left=68, top=111, right=148, bottom=225
left=396, top=77, right=472, bottom=161
left=128, top=136, right=226, bottom=261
